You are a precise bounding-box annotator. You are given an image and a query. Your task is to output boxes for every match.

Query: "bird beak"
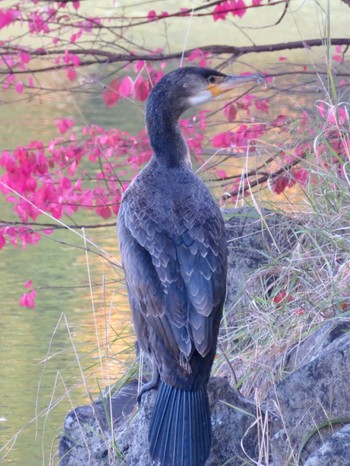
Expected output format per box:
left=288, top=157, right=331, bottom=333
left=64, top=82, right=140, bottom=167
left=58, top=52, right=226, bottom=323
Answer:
left=207, top=73, right=266, bottom=98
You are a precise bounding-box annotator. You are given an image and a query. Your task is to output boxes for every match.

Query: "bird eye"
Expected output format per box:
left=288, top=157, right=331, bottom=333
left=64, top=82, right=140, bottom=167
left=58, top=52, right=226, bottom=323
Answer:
left=208, top=76, right=217, bottom=84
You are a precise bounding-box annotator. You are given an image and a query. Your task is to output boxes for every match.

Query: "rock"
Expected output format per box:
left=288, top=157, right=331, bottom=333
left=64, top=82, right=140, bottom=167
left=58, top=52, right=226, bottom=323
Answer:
left=269, top=321, right=350, bottom=465
left=119, top=378, right=260, bottom=466
left=304, top=424, right=350, bottom=466
left=224, top=207, right=297, bottom=315
left=60, top=378, right=261, bottom=466
left=284, top=319, right=350, bottom=374
left=206, top=378, right=259, bottom=466
left=59, top=380, right=139, bottom=466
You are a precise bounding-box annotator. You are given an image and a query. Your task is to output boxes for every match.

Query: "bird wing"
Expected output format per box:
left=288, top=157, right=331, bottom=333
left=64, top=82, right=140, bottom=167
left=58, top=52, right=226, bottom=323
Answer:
left=118, top=176, right=227, bottom=363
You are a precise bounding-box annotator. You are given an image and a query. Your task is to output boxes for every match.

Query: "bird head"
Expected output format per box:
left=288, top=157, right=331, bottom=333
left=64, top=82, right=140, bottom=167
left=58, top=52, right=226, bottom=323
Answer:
left=146, top=66, right=265, bottom=119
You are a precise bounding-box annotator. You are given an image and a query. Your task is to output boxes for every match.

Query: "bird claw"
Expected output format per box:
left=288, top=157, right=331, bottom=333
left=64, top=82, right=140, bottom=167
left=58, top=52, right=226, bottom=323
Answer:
left=137, top=376, right=160, bottom=405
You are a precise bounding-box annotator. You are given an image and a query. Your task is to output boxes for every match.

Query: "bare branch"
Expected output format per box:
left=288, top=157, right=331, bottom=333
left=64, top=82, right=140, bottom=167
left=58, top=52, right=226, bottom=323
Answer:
left=2, top=37, right=350, bottom=75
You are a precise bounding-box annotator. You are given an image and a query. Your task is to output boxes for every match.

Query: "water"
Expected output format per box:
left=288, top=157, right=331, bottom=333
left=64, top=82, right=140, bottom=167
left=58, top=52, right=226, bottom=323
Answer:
left=1, top=1, right=349, bottom=464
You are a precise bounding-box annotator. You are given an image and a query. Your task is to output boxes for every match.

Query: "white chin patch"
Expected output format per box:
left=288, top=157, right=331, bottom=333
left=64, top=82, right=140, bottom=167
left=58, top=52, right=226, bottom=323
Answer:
left=188, top=90, right=212, bottom=107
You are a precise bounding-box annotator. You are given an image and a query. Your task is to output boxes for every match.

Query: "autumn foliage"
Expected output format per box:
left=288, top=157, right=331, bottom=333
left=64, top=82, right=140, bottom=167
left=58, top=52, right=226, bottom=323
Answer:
left=1, top=0, right=350, bottom=307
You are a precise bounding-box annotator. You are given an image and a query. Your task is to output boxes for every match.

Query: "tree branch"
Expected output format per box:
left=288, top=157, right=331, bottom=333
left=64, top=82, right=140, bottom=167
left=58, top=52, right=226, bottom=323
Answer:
left=2, top=37, right=349, bottom=74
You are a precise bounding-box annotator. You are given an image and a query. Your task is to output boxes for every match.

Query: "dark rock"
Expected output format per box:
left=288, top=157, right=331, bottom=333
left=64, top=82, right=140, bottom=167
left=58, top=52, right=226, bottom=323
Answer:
left=304, top=424, right=350, bottom=466
left=269, top=322, right=350, bottom=465
left=206, top=378, right=260, bottom=466
left=60, top=378, right=260, bottom=466
left=119, top=378, right=260, bottom=466
left=59, top=380, right=139, bottom=466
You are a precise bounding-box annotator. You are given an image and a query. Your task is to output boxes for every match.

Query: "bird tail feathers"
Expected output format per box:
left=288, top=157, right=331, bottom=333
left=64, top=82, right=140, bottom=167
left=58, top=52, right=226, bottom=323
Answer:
left=149, top=381, right=211, bottom=466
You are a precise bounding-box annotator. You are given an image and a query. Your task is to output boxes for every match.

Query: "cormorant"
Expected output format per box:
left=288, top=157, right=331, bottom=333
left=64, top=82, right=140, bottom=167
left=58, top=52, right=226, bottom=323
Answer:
left=117, top=66, right=264, bottom=466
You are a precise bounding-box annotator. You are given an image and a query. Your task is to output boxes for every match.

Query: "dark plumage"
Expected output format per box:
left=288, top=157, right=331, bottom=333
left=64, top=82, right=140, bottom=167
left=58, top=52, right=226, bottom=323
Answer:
left=117, top=66, right=264, bottom=466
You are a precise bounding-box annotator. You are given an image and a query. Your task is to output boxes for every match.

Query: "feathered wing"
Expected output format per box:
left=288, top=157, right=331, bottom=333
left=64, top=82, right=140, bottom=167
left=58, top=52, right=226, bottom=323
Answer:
left=118, top=176, right=227, bottom=366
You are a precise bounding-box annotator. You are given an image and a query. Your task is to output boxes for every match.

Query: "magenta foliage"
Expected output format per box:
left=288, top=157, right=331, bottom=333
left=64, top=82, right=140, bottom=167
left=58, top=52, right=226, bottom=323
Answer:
left=1, top=0, right=349, bottom=308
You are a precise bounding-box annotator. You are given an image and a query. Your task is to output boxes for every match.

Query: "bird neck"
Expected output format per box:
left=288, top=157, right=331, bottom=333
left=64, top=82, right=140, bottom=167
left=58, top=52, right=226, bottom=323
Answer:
left=146, top=104, right=192, bottom=168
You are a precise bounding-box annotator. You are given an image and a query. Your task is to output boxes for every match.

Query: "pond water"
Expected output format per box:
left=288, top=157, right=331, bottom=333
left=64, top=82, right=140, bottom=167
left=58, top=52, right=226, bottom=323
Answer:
left=0, top=1, right=349, bottom=464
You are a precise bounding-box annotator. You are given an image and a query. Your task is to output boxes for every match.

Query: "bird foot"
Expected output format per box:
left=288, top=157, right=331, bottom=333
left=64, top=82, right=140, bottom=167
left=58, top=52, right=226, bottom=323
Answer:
left=137, top=376, right=159, bottom=405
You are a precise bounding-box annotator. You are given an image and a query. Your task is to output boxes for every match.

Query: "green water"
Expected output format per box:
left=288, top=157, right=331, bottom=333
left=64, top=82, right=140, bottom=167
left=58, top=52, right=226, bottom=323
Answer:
left=1, top=1, right=349, bottom=464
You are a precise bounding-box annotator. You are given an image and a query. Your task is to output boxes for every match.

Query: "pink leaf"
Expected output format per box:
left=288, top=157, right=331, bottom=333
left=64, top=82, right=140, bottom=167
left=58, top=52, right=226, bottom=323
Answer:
left=293, top=168, right=309, bottom=186
left=147, top=10, right=157, bottom=21
left=55, top=117, right=75, bottom=135
left=119, top=76, right=133, bottom=98
left=66, top=68, right=77, bottom=81
left=212, top=2, right=230, bottom=21
left=0, top=8, right=20, bottom=29
left=19, top=51, right=31, bottom=66
left=103, top=78, right=119, bottom=107
left=15, top=81, right=24, bottom=93
left=230, top=0, right=247, bottom=18
left=20, top=290, right=36, bottom=309
left=255, top=98, right=269, bottom=113
left=216, top=169, right=227, bottom=179
left=332, top=54, right=342, bottom=63
left=316, top=102, right=326, bottom=119
left=212, top=131, right=231, bottom=148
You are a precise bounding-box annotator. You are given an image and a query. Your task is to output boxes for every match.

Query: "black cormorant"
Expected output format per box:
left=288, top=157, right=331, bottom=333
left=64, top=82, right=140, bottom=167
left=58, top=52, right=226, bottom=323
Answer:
left=117, top=66, right=264, bottom=466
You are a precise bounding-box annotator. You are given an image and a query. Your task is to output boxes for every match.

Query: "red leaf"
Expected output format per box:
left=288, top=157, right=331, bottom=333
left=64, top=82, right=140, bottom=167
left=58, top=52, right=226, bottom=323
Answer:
left=97, top=205, right=112, bottom=219
left=271, top=115, right=288, bottom=127
left=273, top=290, right=287, bottom=304
left=293, top=168, right=309, bottom=186
left=273, top=290, right=293, bottom=304
left=103, top=78, right=119, bottom=107
left=271, top=176, right=289, bottom=194
left=255, top=98, right=269, bottom=113
left=224, top=104, right=237, bottom=122
left=135, top=77, right=151, bottom=102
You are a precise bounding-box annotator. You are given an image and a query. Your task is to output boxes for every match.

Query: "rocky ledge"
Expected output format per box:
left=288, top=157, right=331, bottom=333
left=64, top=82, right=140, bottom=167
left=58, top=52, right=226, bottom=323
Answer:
left=59, top=207, right=350, bottom=465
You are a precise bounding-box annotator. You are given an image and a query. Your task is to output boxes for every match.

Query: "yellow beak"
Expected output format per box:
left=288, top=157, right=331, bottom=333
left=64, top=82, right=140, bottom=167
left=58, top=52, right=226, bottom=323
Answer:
left=208, top=73, right=266, bottom=97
